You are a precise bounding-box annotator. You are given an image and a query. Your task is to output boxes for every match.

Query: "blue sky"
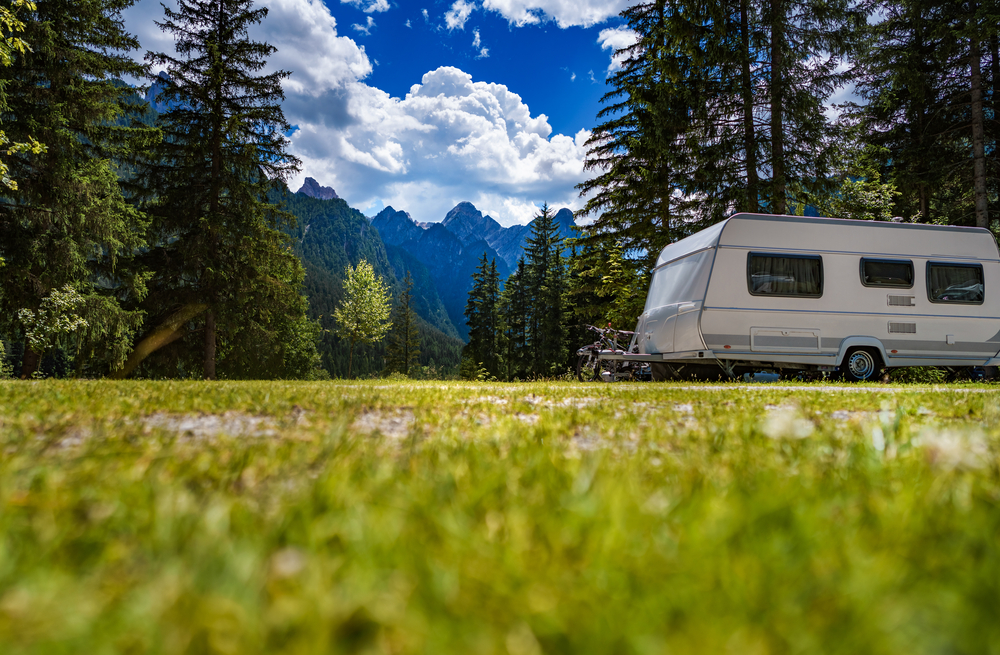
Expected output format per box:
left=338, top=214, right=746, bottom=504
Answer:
left=123, top=0, right=638, bottom=225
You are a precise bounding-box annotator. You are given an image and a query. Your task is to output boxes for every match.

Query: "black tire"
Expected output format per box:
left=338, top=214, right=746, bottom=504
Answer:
left=841, top=347, right=882, bottom=382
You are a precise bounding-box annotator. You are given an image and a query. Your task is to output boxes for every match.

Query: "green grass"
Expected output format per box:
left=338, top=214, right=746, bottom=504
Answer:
left=1, top=379, right=998, bottom=654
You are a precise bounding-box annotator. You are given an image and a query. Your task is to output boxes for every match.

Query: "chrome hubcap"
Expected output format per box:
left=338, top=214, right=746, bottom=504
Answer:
left=848, top=351, right=876, bottom=379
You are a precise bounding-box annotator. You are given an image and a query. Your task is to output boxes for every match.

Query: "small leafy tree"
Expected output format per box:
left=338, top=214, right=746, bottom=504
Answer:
left=385, top=271, right=421, bottom=376
left=333, top=260, right=392, bottom=378
left=17, top=285, right=88, bottom=376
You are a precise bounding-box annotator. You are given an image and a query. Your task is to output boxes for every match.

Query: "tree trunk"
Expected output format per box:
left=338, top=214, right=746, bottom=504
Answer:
left=20, top=342, right=39, bottom=379
left=348, top=338, right=355, bottom=378
left=112, top=304, right=208, bottom=379
left=971, top=31, right=989, bottom=229
left=204, top=309, right=217, bottom=380
left=741, top=0, right=759, bottom=212
left=770, top=0, right=785, bottom=215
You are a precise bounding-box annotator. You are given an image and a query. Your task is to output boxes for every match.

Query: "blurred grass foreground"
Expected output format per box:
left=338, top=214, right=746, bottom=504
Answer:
left=1, top=379, right=999, bottom=654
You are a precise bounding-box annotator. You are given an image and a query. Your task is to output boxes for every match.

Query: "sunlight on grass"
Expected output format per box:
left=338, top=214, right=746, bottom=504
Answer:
left=1, top=380, right=998, bottom=653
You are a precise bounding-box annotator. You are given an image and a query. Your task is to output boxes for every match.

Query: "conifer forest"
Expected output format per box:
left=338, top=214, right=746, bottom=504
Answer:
left=2, top=0, right=1000, bottom=380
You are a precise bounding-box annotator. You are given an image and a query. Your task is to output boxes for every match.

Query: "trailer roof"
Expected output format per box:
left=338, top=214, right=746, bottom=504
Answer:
left=654, top=219, right=729, bottom=268
left=653, top=214, right=1000, bottom=269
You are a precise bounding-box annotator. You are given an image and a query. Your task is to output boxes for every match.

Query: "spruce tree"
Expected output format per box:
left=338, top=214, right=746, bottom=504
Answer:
left=140, top=0, right=312, bottom=379
left=385, top=271, right=421, bottom=375
left=847, top=0, right=1000, bottom=227
left=498, top=258, right=529, bottom=380
left=0, top=0, right=153, bottom=377
left=578, top=0, right=858, bottom=252
left=463, top=254, right=502, bottom=378
left=576, top=0, right=696, bottom=268
left=523, top=203, right=567, bottom=377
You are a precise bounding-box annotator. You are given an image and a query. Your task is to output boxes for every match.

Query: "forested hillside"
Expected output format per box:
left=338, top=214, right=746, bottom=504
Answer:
left=275, top=189, right=464, bottom=378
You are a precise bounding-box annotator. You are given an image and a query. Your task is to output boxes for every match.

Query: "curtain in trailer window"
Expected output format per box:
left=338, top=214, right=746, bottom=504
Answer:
left=645, top=250, right=713, bottom=311
left=928, top=263, right=984, bottom=303
left=748, top=254, right=822, bottom=296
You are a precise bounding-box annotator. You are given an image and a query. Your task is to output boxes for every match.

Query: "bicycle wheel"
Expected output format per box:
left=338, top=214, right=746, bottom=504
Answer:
left=576, top=352, right=598, bottom=382
left=592, top=357, right=619, bottom=382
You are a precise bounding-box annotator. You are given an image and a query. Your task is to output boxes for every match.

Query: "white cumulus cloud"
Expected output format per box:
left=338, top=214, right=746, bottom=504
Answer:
left=288, top=67, right=590, bottom=224
left=598, top=26, right=638, bottom=72
left=121, top=0, right=591, bottom=226
left=482, top=0, right=630, bottom=28
left=445, top=0, right=476, bottom=30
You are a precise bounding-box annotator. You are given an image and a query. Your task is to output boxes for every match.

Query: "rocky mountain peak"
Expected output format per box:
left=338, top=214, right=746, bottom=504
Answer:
left=371, top=206, right=424, bottom=246
left=296, top=177, right=339, bottom=200
left=442, top=201, right=504, bottom=246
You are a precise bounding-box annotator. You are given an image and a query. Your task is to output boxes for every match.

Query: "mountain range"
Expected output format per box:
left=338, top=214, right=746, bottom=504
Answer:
left=284, top=181, right=581, bottom=360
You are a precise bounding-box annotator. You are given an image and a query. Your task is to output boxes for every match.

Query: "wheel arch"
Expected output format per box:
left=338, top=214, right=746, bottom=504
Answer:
left=836, top=337, right=889, bottom=367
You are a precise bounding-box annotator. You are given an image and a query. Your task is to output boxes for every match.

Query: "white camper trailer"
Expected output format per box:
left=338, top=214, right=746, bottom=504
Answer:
left=623, top=213, right=1000, bottom=381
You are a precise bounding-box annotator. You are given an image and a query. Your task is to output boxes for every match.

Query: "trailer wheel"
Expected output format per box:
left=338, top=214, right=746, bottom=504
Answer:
left=842, top=348, right=882, bottom=382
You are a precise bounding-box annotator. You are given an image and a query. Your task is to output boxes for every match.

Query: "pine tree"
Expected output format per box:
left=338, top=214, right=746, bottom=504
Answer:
left=464, top=254, right=502, bottom=378
left=577, top=0, right=859, bottom=252
left=498, top=258, right=529, bottom=380
left=575, top=0, right=696, bottom=268
left=385, top=271, right=421, bottom=375
left=139, top=0, right=312, bottom=379
left=0, top=0, right=153, bottom=377
left=523, top=203, right=567, bottom=377
left=847, top=0, right=1000, bottom=228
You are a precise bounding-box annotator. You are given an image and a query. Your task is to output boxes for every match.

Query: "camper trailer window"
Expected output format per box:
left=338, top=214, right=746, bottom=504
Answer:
left=927, top=263, right=984, bottom=304
left=747, top=253, right=823, bottom=297
left=645, top=249, right=714, bottom=311
left=861, top=258, right=914, bottom=288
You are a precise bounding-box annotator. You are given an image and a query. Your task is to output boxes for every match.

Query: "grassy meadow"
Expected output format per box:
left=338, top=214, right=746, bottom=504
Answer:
left=0, top=379, right=998, bottom=654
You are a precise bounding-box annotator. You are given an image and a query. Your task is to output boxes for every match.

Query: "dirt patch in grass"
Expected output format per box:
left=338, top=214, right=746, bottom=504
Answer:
left=351, top=408, right=416, bottom=439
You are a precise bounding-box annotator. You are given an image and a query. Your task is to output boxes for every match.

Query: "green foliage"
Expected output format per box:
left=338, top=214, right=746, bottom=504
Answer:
left=498, top=258, right=530, bottom=380
left=819, top=173, right=901, bottom=222
left=458, top=355, right=493, bottom=381
left=140, top=0, right=307, bottom=380
left=17, top=285, right=87, bottom=362
left=385, top=271, right=421, bottom=376
left=523, top=203, right=568, bottom=377
left=597, top=240, right=647, bottom=329
left=464, top=254, right=502, bottom=379
left=0, top=0, right=45, bottom=191
left=0, top=380, right=999, bottom=653
left=275, top=190, right=462, bottom=379
left=0, top=339, right=10, bottom=378
left=333, top=259, right=392, bottom=378
left=843, top=0, right=1000, bottom=227
left=577, top=0, right=858, bottom=266
left=0, top=0, right=152, bottom=378
left=889, top=366, right=948, bottom=384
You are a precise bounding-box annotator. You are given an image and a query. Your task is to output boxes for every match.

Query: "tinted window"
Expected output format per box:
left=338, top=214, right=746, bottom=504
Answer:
left=747, top=253, right=823, bottom=297
left=861, top=258, right=913, bottom=288
left=927, top=262, right=984, bottom=304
